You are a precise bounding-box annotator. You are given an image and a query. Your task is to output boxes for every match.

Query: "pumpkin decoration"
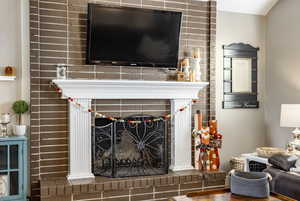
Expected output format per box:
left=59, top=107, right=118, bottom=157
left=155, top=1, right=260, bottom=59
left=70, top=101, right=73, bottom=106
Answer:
left=193, top=116, right=223, bottom=172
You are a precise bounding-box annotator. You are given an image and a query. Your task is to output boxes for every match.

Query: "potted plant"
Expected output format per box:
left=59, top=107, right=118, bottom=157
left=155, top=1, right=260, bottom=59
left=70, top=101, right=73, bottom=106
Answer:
left=12, top=100, right=29, bottom=136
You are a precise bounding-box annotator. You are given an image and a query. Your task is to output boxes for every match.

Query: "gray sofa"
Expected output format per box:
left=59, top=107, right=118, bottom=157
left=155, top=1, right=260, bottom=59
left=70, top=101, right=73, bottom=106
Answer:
left=264, top=167, right=300, bottom=200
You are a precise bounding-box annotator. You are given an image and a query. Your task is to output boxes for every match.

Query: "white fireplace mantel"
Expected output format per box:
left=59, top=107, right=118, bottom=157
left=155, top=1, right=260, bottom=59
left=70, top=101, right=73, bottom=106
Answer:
left=53, top=79, right=208, bottom=99
left=52, top=79, right=209, bottom=180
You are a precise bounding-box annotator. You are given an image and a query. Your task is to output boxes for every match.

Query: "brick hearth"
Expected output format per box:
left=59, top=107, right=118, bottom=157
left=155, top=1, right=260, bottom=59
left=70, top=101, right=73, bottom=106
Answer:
left=41, top=171, right=226, bottom=201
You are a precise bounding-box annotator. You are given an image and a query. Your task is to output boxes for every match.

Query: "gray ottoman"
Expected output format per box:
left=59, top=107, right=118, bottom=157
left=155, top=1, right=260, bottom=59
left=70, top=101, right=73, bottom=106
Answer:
left=230, top=170, right=271, bottom=198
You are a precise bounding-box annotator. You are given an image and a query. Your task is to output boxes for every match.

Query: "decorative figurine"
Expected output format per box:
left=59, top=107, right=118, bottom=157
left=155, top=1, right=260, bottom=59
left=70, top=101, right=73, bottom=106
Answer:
left=189, top=48, right=201, bottom=82
left=178, top=48, right=202, bottom=82
left=193, top=117, right=223, bottom=172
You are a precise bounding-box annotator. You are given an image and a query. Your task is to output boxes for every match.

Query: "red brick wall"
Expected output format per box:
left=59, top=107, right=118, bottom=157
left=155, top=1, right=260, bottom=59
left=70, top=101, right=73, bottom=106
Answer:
left=29, top=0, right=216, bottom=200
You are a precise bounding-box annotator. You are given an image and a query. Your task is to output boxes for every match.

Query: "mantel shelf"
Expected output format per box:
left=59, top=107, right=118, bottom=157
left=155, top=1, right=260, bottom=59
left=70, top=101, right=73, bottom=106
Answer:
left=0, top=76, right=16, bottom=81
left=52, top=79, right=209, bottom=100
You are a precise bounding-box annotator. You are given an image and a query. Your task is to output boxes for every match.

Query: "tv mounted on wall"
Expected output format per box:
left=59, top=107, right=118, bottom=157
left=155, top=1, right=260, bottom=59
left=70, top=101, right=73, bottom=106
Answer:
left=86, top=4, right=182, bottom=68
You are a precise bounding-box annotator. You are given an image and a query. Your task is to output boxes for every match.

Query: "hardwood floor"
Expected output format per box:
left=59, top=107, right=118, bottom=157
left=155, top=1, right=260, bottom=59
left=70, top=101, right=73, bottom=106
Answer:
left=170, top=189, right=296, bottom=201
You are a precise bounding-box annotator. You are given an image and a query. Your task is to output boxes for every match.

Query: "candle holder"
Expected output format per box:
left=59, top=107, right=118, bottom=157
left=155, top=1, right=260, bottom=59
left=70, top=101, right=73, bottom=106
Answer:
left=0, top=123, right=9, bottom=137
left=0, top=113, right=10, bottom=137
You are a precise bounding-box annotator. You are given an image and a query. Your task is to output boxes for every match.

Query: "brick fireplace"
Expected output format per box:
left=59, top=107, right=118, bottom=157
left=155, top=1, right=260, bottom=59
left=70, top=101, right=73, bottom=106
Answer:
left=38, top=80, right=227, bottom=201
left=52, top=79, right=208, bottom=180
left=29, top=0, right=217, bottom=200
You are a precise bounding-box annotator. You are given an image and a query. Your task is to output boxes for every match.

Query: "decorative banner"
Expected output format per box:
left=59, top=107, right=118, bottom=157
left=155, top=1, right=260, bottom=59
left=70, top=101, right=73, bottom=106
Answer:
left=50, top=82, right=201, bottom=124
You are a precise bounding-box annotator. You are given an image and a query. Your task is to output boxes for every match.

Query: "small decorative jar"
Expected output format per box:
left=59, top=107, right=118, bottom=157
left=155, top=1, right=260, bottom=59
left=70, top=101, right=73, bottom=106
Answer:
left=4, top=66, right=14, bottom=76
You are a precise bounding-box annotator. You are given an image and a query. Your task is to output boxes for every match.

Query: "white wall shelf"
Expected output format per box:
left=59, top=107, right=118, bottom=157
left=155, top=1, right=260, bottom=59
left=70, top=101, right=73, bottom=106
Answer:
left=0, top=76, right=16, bottom=81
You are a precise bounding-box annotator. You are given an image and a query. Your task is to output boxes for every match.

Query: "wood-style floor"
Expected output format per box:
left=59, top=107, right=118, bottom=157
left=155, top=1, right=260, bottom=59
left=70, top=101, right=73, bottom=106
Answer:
left=170, top=189, right=296, bottom=201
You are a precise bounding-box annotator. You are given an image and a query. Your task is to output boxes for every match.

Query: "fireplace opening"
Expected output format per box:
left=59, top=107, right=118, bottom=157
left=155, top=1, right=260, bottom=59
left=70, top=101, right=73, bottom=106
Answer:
left=92, top=115, right=168, bottom=177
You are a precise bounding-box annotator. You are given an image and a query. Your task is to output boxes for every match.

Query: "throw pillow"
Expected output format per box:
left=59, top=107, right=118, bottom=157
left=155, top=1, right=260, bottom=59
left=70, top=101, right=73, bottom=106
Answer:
left=268, top=153, right=298, bottom=171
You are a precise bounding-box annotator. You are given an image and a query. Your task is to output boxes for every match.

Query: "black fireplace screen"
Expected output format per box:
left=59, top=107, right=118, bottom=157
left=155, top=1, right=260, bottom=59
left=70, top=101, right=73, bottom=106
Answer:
left=92, top=115, right=168, bottom=177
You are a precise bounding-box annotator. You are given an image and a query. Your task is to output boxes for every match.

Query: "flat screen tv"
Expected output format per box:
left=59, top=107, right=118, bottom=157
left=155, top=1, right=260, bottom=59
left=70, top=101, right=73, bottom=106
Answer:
left=87, top=4, right=182, bottom=68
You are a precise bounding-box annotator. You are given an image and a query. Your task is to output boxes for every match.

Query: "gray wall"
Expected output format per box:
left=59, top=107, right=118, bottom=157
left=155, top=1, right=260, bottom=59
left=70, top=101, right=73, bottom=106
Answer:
left=0, top=0, right=24, bottom=128
left=216, top=11, right=267, bottom=170
left=265, top=0, right=300, bottom=147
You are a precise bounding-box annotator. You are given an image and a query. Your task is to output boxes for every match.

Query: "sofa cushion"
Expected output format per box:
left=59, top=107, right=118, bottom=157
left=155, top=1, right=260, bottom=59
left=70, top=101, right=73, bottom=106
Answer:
left=268, top=154, right=298, bottom=171
left=264, top=167, right=300, bottom=200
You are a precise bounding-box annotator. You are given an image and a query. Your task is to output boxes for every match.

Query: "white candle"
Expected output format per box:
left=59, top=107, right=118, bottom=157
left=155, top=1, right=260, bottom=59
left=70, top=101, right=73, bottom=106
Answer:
left=193, top=48, right=201, bottom=58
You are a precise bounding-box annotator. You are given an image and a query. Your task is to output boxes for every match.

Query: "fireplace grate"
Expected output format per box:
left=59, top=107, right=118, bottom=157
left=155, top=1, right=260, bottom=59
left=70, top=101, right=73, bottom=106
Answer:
left=92, top=115, right=168, bottom=177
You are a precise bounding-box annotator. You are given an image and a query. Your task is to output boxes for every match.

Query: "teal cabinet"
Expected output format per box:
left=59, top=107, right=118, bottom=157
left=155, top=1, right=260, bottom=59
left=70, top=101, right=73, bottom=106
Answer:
left=0, top=137, right=27, bottom=201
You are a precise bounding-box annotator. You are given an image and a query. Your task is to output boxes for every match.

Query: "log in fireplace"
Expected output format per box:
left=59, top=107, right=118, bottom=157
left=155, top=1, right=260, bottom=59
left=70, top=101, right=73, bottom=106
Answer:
left=92, top=115, right=168, bottom=177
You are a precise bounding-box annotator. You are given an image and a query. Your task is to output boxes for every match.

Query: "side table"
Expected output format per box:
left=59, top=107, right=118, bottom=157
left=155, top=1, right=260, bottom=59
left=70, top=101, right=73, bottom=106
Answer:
left=0, top=136, right=27, bottom=201
left=242, top=153, right=270, bottom=172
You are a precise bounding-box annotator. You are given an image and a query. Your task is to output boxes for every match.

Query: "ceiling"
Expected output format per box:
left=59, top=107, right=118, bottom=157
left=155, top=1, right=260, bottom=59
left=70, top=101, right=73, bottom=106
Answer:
left=217, top=0, right=279, bottom=16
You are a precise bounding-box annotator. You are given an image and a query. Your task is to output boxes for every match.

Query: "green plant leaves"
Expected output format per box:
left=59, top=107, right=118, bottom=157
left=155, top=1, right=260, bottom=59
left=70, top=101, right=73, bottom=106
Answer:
left=12, top=100, right=29, bottom=114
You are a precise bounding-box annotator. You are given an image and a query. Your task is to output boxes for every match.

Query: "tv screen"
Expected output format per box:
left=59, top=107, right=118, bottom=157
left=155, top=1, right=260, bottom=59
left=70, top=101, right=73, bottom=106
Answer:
left=87, top=4, right=182, bottom=68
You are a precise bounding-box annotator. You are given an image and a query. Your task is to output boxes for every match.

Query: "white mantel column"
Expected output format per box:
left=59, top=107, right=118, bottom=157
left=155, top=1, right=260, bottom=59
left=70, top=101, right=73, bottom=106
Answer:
left=67, top=98, right=95, bottom=180
left=170, top=99, right=194, bottom=171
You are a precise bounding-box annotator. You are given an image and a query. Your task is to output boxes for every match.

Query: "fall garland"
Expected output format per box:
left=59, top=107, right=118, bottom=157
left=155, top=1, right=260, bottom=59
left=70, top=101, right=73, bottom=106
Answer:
left=51, top=82, right=200, bottom=124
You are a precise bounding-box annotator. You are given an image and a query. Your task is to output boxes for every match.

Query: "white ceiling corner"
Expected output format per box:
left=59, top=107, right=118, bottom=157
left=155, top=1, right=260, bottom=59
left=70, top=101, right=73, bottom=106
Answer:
left=217, top=0, right=278, bottom=16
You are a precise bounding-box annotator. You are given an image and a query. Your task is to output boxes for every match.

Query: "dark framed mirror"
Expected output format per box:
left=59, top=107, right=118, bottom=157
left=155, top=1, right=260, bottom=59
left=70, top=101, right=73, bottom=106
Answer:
left=222, top=43, right=259, bottom=109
